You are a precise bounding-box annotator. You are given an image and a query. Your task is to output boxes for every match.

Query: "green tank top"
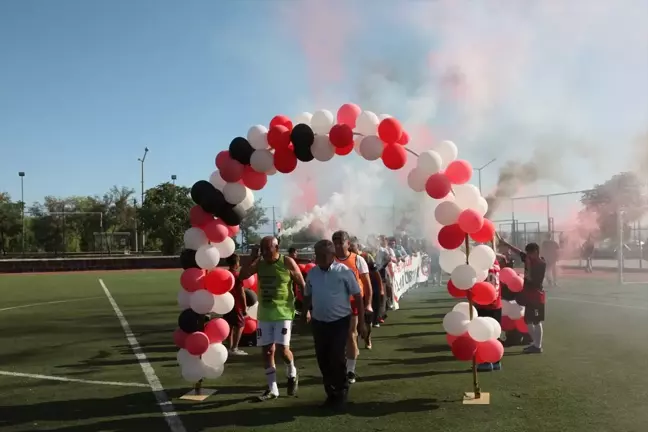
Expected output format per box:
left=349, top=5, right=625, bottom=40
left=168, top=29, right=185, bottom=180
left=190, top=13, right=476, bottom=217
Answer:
left=257, top=255, right=295, bottom=321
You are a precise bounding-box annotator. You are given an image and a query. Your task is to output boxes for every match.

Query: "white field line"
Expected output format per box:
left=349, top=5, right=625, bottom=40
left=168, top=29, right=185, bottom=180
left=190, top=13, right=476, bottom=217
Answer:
left=549, top=296, right=648, bottom=311
left=0, top=370, right=149, bottom=388
left=98, top=279, right=186, bottom=432
left=0, top=296, right=103, bottom=312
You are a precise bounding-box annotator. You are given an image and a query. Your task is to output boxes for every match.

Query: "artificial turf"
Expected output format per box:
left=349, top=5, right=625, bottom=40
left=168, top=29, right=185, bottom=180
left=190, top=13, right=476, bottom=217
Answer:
left=0, top=270, right=647, bottom=432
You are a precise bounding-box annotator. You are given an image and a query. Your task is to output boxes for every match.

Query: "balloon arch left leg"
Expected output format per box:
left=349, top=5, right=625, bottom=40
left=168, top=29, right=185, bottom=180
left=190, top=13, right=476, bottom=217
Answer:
left=175, top=103, right=504, bottom=403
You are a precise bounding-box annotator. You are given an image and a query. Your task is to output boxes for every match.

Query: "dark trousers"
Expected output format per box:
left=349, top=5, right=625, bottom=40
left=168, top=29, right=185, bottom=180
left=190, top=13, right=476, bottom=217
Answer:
left=312, top=315, right=351, bottom=399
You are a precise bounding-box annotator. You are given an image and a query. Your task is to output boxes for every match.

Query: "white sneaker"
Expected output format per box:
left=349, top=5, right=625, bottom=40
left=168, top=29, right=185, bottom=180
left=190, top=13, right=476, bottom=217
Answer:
left=230, top=348, right=248, bottom=356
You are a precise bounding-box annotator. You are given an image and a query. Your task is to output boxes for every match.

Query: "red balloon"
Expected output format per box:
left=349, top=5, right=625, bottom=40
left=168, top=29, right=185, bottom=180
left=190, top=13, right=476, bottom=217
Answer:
left=447, top=280, right=467, bottom=298
left=499, top=267, right=518, bottom=285
left=173, top=328, right=188, bottom=349
left=304, top=263, right=316, bottom=273
left=447, top=331, right=468, bottom=346
left=274, top=148, right=298, bottom=173
left=377, top=118, right=403, bottom=144
left=445, top=160, right=473, bottom=185
left=242, top=274, right=258, bottom=290
left=227, top=224, right=239, bottom=237
left=219, top=158, right=244, bottom=183
left=242, top=165, right=268, bottom=190
left=501, top=316, right=515, bottom=331
left=298, top=264, right=306, bottom=273
left=204, top=318, right=230, bottom=344
left=204, top=268, right=235, bottom=295
left=476, top=339, right=504, bottom=363
left=180, top=268, right=205, bottom=292
left=507, top=276, right=524, bottom=293
left=270, top=115, right=293, bottom=131
left=202, top=219, right=228, bottom=243
left=451, top=335, right=478, bottom=361
left=382, top=143, right=407, bottom=170
left=425, top=173, right=451, bottom=199
left=470, top=281, right=497, bottom=306
left=185, top=332, right=210, bottom=356
left=397, top=130, right=410, bottom=145
left=515, top=318, right=529, bottom=334
left=215, top=151, right=230, bottom=169
left=329, top=124, right=354, bottom=148
left=336, top=103, right=361, bottom=128
left=243, top=317, right=257, bottom=335
left=458, top=209, right=484, bottom=234
left=470, top=218, right=495, bottom=243
left=267, top=125, right=291, bottom=150
left=438, top=224, right=466, bottom=250
left=189, top=205, right=212, bottom=228
left=335, top=143, right=354, bottom=155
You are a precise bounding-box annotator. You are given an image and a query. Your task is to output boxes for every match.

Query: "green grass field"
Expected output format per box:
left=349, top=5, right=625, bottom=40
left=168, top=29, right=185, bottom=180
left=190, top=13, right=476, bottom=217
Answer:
left=1, top=270, right=647, bottom=432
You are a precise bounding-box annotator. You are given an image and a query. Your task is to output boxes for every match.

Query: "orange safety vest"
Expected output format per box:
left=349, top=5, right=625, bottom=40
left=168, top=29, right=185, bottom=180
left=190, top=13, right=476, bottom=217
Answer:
left=335, top=252, right=364, bottom=297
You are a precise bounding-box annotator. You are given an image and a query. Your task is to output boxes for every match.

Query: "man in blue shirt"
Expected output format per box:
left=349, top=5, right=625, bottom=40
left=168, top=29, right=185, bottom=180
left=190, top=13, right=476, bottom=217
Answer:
left=303, top=239, right=366, bottom=409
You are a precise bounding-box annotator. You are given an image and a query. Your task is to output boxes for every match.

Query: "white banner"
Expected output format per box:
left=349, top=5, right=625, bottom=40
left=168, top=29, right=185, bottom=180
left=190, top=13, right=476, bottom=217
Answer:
left=386, top=253, right=429, bottom=310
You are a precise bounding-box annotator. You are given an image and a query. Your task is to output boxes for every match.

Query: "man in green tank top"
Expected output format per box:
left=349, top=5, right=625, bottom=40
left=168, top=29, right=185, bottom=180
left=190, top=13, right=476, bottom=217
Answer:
left=236, top=236, right=305, bottom=401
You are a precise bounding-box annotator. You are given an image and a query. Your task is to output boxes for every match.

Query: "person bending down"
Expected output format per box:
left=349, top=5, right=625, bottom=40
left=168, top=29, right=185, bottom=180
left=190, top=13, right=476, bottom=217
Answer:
left=236, top=236, right=305, bottom=401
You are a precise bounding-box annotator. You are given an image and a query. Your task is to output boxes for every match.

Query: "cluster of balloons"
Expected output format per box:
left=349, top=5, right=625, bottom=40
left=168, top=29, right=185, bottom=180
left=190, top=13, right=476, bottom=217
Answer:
left=444, top=302, right=504, bottom=363
left=498, top=268, right=527, bottom=333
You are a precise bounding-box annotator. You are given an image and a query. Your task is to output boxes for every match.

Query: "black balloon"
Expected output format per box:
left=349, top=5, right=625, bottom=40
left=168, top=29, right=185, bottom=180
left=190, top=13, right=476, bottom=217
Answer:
left=191, top=180, right=228, bottom=216
left=220, top=204, right=245, bottom=226
left=244, top=288, right=258, bottom=307
left=178, top=309, right=204, bottom=333
left=190, top=180, right=211, bottom=205
left=291, top=124, right=315, bottom=149
left=180, top=249, right=197, bottom=269
left=294, top=143, right=314, bottom=162
left=229, top=137, right=254, bottom=165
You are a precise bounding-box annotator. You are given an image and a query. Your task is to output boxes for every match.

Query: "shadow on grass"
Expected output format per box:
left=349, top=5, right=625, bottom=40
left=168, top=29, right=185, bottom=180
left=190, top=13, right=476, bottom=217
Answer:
left=410, top=313, right=446, bottom=320
left=395, top=344, right=450, bottom=355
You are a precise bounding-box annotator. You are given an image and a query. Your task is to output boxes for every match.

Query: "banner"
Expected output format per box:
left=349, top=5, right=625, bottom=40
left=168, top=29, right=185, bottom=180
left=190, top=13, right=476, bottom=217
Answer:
left=386, top=253, right=429, bottom=310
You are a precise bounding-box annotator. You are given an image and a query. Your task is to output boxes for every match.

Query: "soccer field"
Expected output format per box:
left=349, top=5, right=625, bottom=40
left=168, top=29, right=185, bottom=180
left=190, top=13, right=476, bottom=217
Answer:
left=0, top=270, right=647, bottom=432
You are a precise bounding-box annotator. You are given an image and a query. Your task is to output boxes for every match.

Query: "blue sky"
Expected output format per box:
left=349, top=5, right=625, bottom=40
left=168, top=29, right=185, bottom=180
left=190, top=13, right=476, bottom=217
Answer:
left=1, top=0, right=646, bottom=227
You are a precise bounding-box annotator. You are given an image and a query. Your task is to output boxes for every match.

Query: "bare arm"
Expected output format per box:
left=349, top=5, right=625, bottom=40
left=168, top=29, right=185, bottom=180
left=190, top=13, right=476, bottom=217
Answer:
left=359, top=272, right=372, bottom=308
left=234, top=260, right=259, bottom=310
left=284, top=256, right=305, bottom=290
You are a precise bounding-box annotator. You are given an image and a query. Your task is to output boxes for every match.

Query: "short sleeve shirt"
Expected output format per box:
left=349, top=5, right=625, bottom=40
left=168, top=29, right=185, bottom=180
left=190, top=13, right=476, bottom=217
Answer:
left=305, top=262, right=361, bottom=322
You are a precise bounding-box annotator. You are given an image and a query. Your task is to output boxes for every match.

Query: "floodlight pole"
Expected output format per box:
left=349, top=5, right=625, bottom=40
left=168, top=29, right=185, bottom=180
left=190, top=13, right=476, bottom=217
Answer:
left=475, top=158, right=496, bottom=195
left=18, top=172, right=25, bottom=255
left=138, top=147, right=149, bottom=250
left=171, top=174, right=177, bottom=185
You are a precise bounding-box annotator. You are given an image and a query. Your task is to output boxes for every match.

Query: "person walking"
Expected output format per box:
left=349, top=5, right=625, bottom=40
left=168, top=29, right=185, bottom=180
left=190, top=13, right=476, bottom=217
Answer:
left=302, top=240, right=367, bottom=409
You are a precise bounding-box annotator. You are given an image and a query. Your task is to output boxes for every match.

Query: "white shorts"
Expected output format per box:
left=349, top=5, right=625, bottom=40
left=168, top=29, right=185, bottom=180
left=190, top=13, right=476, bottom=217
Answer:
left=256, top=320, right=293, bottom=347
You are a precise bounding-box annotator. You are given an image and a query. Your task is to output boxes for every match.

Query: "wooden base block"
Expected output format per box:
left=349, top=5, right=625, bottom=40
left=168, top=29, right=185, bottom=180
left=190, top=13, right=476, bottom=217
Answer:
left=180, top=388, right=217, bottom=402
left=463, top=392, right=490, bottom=405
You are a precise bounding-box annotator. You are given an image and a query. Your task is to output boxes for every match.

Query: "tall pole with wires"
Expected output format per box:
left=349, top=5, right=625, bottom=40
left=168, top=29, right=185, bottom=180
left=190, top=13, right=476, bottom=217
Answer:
left=137, top=147, right=149, bottom=250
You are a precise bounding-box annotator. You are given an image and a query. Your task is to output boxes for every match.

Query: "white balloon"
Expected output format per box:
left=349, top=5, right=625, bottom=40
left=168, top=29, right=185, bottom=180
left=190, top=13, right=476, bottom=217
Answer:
left=453, top=184, right=482, bottom=210
left=177, top=348, right=197, bottom=367
left=181, top=360, right=204, bottom=382
left=294, top=112, right=313, bottom=126
left=190, top=289, right=216, bottom=314
left=452, top=302, right=478, bottom=319
left=250, top=149, right=274, bottom=173
left=476, top=269, right=489, bottom=282
left=482, top=317, right=502, bottom=340
left=508, top=302, right=525, bottom=320
left=311, top=135, right=335, bottom=161
left=359, top=135, right=384, bottom=161
left=211, top=292, right=235, bottom=314
left=202, top=361, right=224, bottom=379
left=353, top=136, right=364, bottom=155
left=378, top=114, right=392, bottom=121
left=435, top=140, right=458, bottom=168
left=203, top=342, right=229, bottom=368
left=223, top=183, right=247, bottom=205
left=434, top=200, right=461, bottom=226
left=311, top=109, right=334, bottom=134
left=234, top=187, right=254, bottom=213
left=247, top=125, right=269, bottom=150
left=266, top=166, right=277, bottom=176
left=467, top=317, right=496, bottom=342
left=208, top=170, right=226, bottom=191
left=184, top=227, right=208, bottom=250
left=475, top=196, right=489, bottom=216
left=439, top=249, right=466, bottom=274
left=195, top=244, right=221, bottom=270
left=247, top=302, right=259, bottom=320
left=469, top=245, right=496, bottom=272
left=407, top=167, right=428, bottom=192
left=356, top=110, right=379, bottom=136
left=501, top=300, right=515, bottom=317
left=214, top=237, right=235, bottom=258
left=442, top=310, right=470, bottom=336
left=417, top=150, right=443, bottom=175
left=451, top=264, right=478, bottom=290
left=178, top=289, right=191, bottom=309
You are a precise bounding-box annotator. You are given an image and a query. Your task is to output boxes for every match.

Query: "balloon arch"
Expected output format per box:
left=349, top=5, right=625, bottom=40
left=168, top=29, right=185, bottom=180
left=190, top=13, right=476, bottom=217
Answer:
left=174, top=103, right=508, bottom=400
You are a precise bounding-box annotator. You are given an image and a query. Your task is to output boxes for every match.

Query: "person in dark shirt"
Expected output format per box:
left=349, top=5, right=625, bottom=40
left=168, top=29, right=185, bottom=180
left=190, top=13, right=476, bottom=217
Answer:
left=498, top=237, right=546, bottom=354
left=582, top=236, right=594, bottom=273
left=541, top=236, right=560, bottom=286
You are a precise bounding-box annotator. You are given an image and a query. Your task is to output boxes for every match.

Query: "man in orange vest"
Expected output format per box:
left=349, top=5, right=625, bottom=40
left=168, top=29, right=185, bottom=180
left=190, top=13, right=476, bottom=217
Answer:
left=332, top=230, right=372, bottom=384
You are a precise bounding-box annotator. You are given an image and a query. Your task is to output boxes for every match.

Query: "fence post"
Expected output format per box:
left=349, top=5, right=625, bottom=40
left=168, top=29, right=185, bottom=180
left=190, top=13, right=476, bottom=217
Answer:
left=617, top=209, right=623, bottom=285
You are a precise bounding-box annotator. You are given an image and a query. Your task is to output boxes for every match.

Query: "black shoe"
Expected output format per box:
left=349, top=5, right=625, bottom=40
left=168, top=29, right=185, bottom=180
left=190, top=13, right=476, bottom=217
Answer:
left=287, top=375, right=299, bottom=396
left=347, top=371, right=357, bottom=384
left=256, top=390, right=278, bottom=402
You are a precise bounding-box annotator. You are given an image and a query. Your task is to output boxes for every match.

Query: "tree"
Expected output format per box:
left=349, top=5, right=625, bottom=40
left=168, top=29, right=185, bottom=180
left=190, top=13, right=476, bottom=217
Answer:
left=581, top=172, right=647, bottom=241
left=139, top=182, right=193, bottom=255
left=239, top=199, right=269, bottom=247
left=0, top=193, right=22, bottom=254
